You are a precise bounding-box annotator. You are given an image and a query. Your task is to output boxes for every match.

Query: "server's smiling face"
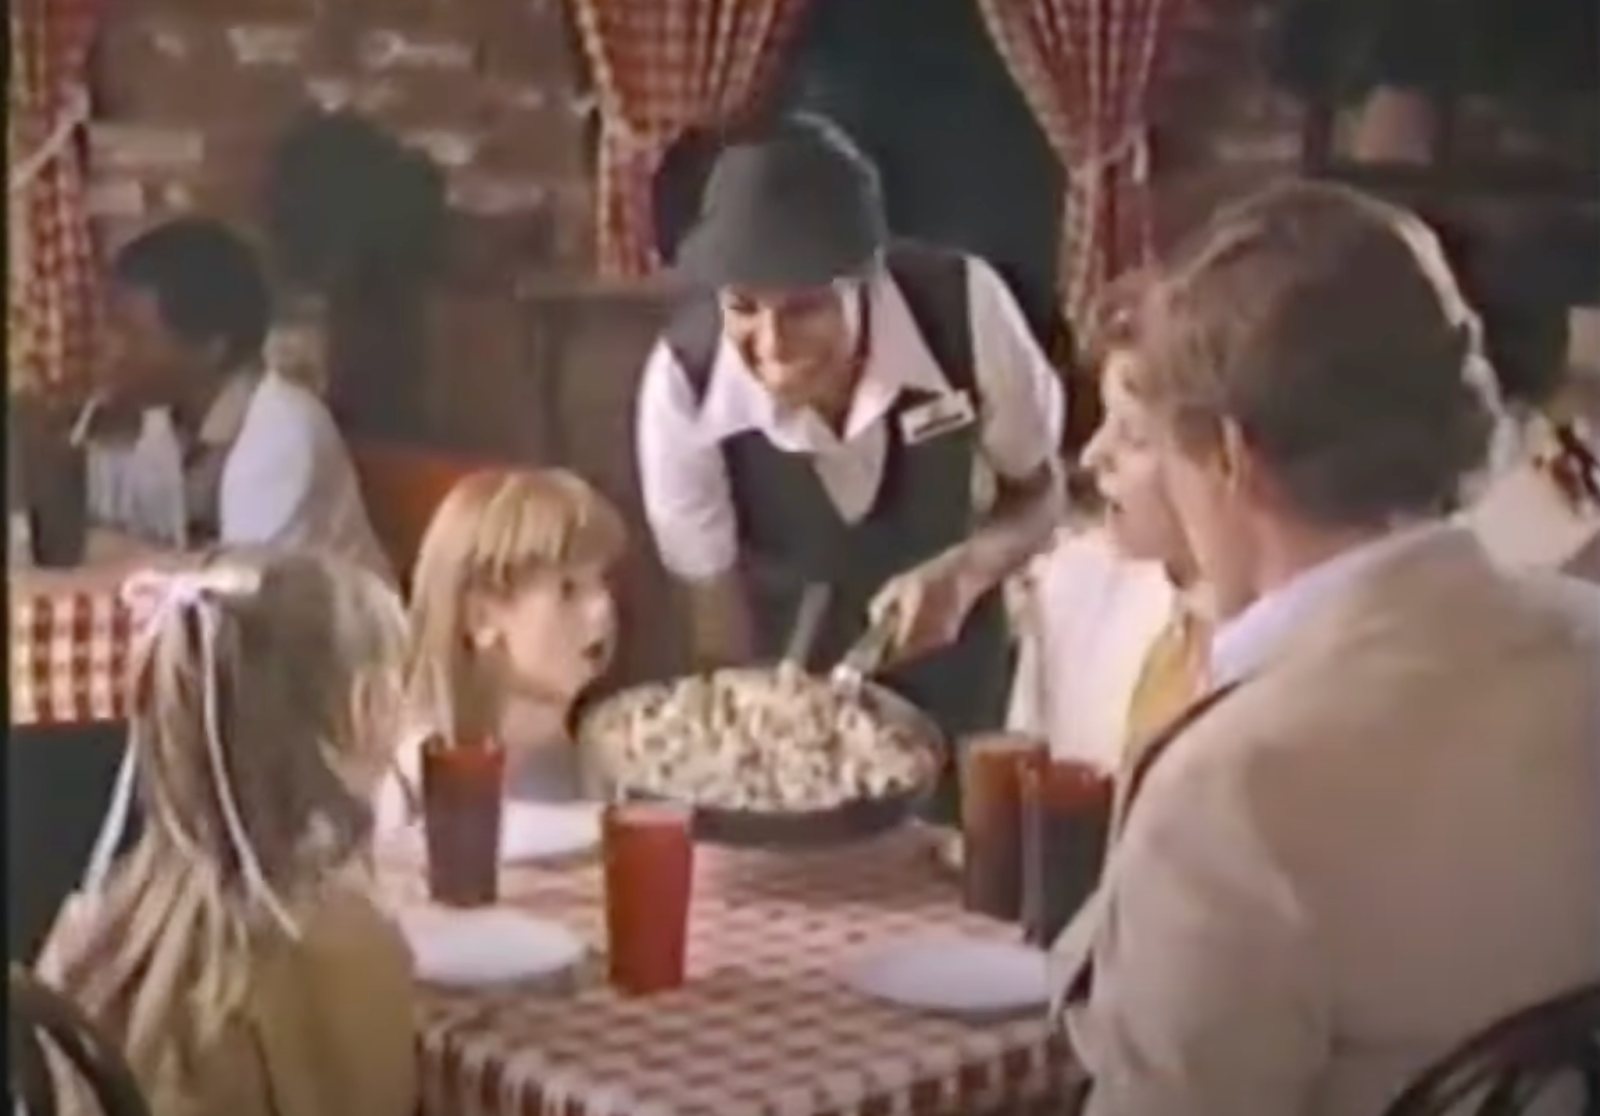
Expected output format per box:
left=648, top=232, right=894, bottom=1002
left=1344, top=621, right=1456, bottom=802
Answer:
left=720, top=283, right=858, bottom=415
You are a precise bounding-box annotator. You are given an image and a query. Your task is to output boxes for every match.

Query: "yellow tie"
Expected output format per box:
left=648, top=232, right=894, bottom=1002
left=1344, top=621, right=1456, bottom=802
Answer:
left=1114, top=607, right=1209, bottom=829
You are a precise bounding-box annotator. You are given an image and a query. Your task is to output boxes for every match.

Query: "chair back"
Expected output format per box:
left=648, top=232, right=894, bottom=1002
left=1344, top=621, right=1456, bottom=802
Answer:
left=9, top=966, right=152, bottom=1116
left=1382, top=983, right=1600, bottom=1116
left=348, top=439, right=489, bottom=587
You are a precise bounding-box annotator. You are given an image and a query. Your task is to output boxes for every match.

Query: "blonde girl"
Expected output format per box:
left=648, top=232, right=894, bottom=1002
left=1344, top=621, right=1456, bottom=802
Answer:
left=378, top=468, right=627, bottom=829
left=38, top=549, right=416, bottom=1116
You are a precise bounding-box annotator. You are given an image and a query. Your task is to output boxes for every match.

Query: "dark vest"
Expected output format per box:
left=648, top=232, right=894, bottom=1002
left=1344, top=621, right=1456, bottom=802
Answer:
left=664, top=243, right=1014, bottom=787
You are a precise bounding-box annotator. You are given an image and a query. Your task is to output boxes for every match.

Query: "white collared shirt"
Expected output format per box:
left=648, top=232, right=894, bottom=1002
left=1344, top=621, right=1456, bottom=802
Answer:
left=83, top=369, right=391, bottom=579
left=1209, top=524, right=1455, bottom=689
left=1008, top=526, right=1178, bottom=770
left=635, top=253, right=1065, bottom=580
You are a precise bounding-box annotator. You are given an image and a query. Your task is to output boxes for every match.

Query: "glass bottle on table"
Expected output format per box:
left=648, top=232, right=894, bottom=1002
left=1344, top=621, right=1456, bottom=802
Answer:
left=959, top=732, right=1049, bottom=921
left=13, top=392, right=87, bottom=567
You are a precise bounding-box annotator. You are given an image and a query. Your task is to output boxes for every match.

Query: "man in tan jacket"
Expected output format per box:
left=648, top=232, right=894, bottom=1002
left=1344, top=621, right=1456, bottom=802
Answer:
left=1059, top=181, right=1600, bottom=1116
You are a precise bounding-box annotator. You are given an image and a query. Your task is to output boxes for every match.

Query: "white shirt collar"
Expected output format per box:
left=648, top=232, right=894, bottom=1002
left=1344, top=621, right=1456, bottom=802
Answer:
left=1210, top=523, right=1454, bottom=688
left=71, top=365, right=265, bottom=450
left=696, top=267, right=949, bottom=452
left=196, top=367, right=265, bottom=448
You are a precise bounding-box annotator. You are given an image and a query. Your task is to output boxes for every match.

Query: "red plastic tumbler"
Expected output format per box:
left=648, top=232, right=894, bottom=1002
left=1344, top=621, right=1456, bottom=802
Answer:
left=420, top=738, right=507, bottom=907
left=602, top=801, right=695, bottom=995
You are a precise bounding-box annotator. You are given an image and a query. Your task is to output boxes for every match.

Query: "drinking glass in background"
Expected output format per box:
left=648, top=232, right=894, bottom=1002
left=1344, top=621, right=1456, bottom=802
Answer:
left=602, top=801, right=694, bottom=995
left=11, top=397, right=87, bottom=568
left=8, top=420, right=33, bottom=568
left=1020, top=758, right=1112, bottom=948
left=420, top=737, right=506, bottom=907
left=959, top=733, right=1049, bottom=921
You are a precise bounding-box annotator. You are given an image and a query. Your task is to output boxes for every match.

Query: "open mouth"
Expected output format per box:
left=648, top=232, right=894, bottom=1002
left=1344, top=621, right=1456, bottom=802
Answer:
left=580, top=639, right=611, bottom=666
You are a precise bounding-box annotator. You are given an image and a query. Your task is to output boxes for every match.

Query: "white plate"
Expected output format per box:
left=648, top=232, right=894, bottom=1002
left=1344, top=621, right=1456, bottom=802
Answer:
left=498, top=801, right=601, bottom=864
left=398, top=907, right=586, bottom=988
left=839, top=934, right=1051, bottom=1018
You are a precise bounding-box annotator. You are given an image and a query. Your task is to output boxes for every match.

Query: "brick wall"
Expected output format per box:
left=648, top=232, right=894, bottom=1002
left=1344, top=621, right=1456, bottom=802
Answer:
left=88, top=0, right=598, bottom=420
left=1148, top=1, right=1304, bottom=252
left=88, top=0, right=594, bottom=280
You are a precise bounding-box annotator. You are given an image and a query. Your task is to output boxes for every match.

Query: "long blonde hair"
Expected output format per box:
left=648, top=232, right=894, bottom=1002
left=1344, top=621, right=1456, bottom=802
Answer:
left=405, top=468, right=626, bottom=745
left=46, top=548, right=409, bottom=1110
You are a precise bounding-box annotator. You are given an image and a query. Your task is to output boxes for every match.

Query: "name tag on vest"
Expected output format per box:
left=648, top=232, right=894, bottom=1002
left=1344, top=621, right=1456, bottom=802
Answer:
left=899, top=390, right=977, bottom=445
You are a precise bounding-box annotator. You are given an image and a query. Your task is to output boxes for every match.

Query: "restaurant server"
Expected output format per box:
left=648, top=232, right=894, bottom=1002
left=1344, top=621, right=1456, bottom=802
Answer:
left=634, top=115, right=1064, bottom=820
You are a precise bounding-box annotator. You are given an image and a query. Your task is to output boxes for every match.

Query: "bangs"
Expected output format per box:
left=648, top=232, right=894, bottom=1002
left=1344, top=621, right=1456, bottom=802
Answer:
left=479, top=471, right=626, bottom=587
left=417, top=469, right=628, bottom=599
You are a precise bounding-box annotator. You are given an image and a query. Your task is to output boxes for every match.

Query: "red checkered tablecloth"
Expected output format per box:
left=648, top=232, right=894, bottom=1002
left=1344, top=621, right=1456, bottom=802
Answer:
left=9, top=531, right=178, bottom=726
left=386, top=831, right=1080, bottom=1116
left=9, top=581, right=131, bottom=726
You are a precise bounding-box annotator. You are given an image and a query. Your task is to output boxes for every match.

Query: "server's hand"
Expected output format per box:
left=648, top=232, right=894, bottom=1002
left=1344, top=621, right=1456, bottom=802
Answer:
left=868, top=549, right=983, bottom=664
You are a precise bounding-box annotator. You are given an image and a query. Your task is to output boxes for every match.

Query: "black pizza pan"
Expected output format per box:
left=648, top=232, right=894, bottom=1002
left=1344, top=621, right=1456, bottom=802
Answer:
left=572, top=669, right=947, bottom=850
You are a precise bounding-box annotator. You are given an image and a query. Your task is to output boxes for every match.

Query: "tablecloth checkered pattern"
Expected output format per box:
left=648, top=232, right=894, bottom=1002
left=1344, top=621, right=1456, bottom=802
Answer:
left=387, top=832, right=1079, bottom=1116
left=9, top=532, right=169, bottom=727
left=9, top=584, right=133, bottom=727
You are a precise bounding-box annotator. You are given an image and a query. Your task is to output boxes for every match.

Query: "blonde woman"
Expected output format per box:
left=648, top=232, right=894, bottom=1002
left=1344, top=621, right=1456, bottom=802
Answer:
left=377, top=468, right=627, bottom=831
left=37, top=549, right=416, bottom=1116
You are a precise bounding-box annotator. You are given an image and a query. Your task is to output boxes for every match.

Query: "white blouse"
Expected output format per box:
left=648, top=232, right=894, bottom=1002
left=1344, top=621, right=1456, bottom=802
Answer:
left=80, top=370, right=391, bottom=578
left=1007, top=527, right=1177, bottom=771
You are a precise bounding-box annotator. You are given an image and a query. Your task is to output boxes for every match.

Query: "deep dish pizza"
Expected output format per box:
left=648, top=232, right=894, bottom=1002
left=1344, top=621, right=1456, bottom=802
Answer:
left=582, top=668, right=935, bottom=811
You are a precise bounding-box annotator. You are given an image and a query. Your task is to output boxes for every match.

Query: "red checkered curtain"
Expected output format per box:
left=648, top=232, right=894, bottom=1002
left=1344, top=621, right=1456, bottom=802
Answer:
left=978, top=0, right=1182, bottom=326
left=9, top=0, right=103, bottom=397
left=570, top=0, right=810, bottom=277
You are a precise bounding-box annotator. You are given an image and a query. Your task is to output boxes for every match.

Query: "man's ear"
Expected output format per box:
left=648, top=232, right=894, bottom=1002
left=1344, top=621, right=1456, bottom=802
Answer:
left=1217, top=418, right=1253, bottom=494
left=1219, top=418, right=1278, bottom=507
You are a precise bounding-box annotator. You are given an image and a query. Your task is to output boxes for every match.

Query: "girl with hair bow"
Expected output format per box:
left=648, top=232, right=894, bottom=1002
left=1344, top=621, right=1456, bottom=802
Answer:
left=36, top=549, right=418, bottom=1116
